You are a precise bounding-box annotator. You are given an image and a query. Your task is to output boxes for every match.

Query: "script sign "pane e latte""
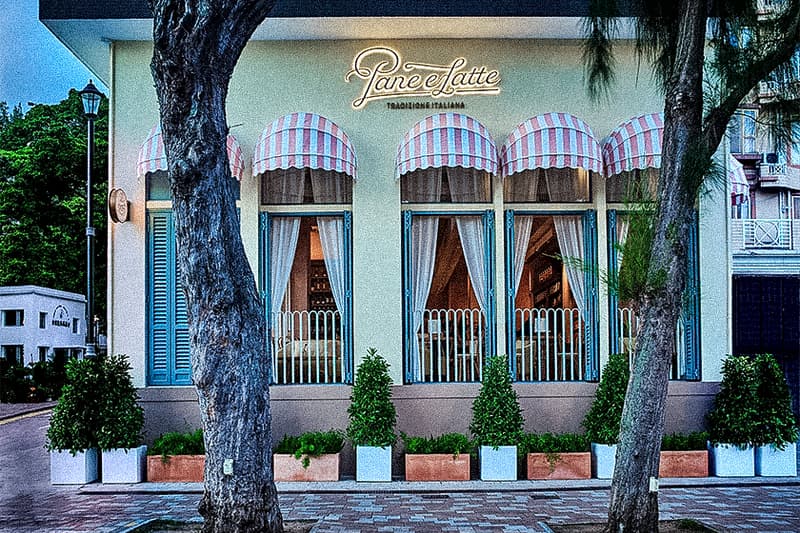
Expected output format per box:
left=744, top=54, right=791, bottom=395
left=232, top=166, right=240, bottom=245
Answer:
left=346, top=46, right=501, bottom=109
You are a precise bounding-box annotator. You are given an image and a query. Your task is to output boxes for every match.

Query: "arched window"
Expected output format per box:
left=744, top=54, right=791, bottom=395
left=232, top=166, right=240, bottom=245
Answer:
left=142, top=125, right=244, bottom=386
left=255, top=113, right=356, bottom=385
left=399, top=113, right=497, bottom=383
left=500, top=113, right=602, bottom=381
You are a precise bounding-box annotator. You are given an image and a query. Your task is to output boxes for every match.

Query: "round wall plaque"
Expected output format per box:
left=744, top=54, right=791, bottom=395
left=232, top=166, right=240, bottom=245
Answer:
left=108, top=188, right=129, bottom=223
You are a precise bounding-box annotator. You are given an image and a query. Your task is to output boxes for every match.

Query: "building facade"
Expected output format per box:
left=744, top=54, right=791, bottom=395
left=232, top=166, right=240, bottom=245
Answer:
left=42, top=2, right=739, bottom=471
left=0, top=286, right=86, bottom=365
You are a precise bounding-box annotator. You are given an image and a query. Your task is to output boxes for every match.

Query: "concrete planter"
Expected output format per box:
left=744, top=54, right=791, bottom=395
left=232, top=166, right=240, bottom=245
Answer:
left=591, top=443, right=617, bottom=479
left=479, top=445, right=517, bottom=481
left=658, top=450, right=708, bottom=478
left=102, top=446, right=147, bottom=483
left=755, top=443, right=797, bottom=477
left=405, top=453, right=470, bottom=481
left=527, top=452, right=590, bottom=480
left=708, top=443, right=754, bottom=477
left=146, top=455, right=205, bottom=482
left=355, top=446, right=392, bottom=482
left=274, top=453, right=341, bottom=481
left=50, top=449, right=99, bottom=485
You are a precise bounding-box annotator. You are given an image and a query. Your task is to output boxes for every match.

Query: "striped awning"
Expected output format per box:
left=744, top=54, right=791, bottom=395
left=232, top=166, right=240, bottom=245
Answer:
left=252, top=112, right=357, bottom=180
left=499, top=112, right=603, bottom=177
left=729, top=153, right=750, bottom=200
left=395, top=113, right=498, bottom=179
left=602, top=113, right=664, bottom=177
left=136, top=124, right=245, bottom=180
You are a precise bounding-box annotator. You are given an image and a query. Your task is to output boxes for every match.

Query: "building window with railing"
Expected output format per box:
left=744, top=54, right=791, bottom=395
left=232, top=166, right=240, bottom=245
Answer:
left=255, top=113, right=355, bottom=385
left=142, top=125, right=245, bottom=386
left=399, top=114, right=496, bottom=384
left=728, top=109, right=757, bottom=155
left=500, top=113, right=602, bottom=382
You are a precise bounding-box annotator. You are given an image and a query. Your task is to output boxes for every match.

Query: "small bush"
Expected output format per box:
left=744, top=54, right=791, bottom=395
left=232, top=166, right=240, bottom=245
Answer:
left=470, top=354, right=524, bottom=448
left=583, top=353, right=629, bottom=445
left=520, top=433, right=589, bottom=454
left=148, top=429, right=205, bottom=458
left=402, top=433, right=472, bottom=457
left=752, top=353, right=798, bottom=449
left=46, top=358, right=103, bottom=453
left=347, top=348, right=397, bottom=447
left=661, top=432, right=708, bottom=451
left=274, top=430, right=345, bottom=468
left=707, top=355, right=758, bottom=448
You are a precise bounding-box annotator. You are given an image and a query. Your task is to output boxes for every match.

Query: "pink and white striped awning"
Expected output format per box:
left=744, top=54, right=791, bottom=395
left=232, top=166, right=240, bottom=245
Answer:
left=499, top=112, right=603, bottom=177
left=136, top=124, right=245, bottom=180
left=395, top=113, right=498, bottom=179
left=252, top=112, right=358, bottom=180
left=729, top=153, right=750, bottom=200
left=602, top=113, right=664, bottom=177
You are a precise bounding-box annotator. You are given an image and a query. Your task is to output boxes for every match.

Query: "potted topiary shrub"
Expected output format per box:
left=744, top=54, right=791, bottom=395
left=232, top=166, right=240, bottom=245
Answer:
left=147, top=429, right=205, bottom=482
left=46, top=358, right=102, bottom=484
left=583, top=352, right=629, bottom=479
left=347, top=348, right=397, bottom=482
left=752, top=353, right=798, bottom=477
left=273, top=430, right=345, bottom=481
left=470, top=354, right=524, bottom=481
left=97, top=354, right=146, bottom=483
left=659, top=432, right=709, bottom=478
left=706, top=354, right=758, bottom=477
left=521, top=433, right=590, bottom=480
left=402, top=432, right=472, bottom=481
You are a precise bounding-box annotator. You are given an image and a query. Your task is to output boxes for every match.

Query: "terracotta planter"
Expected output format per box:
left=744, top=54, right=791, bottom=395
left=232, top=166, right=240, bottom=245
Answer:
left=405, top=453, right=470, bottom=481
left=659, top=450, right=708, bottom=478
left=273, top=453, right=340, bottom=481
left=146, top=455, right=205, bottom=482
left=527, top=452, right=591, bottom=480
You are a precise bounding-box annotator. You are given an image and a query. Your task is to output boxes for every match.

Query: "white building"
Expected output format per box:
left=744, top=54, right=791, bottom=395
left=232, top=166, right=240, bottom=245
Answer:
left=0, top=286, right=85, bottom=365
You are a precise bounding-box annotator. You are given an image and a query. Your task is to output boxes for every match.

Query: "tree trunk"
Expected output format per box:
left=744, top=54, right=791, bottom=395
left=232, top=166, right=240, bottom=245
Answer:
left=606, top=1, right=707, bottom=531
left=148, top=1, right=282, bottom=531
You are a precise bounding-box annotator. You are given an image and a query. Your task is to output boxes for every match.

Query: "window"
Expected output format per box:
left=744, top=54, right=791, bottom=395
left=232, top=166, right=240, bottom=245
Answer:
left=262, top=168, right=352, bottom=205
left=2, top=345, right=23, bottom=364
left=606, top=168, right=658, bottom=203
left=790, top=122, right=800, bottom=166
left=72, top=318, right=79, bottom=334
left=505, top=167, right=591, bottom=203
left=505, top=212, right=598, bottom=381
left=38, top=347, right=48, bottom=362
left=401, top=167, right=491, bottom=203
left=728, top=109, right=757, bottom=155
left=793, top=194, right=800, bottom=219
left=2, top=310, right=23, bottom=327
left=39, top=312, right=47, bottom=329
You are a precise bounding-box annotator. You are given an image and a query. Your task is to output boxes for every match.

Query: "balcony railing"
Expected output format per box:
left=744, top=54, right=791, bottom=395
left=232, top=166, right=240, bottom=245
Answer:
left=270, top=310, right=346, bottom=384
left=760, top=163, right=788, bottom=179
left=414, top=308, right=485, bottom=383
left=617, top=307, right=682, bottom=381
left=514, top=307, right=585, bottom=381
left=742, top=219, right=793, bottom=249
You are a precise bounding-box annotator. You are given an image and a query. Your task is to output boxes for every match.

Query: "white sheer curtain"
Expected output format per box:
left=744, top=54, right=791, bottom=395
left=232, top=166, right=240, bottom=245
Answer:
left=553, top=216, right=585, bottom=317
left=317, top=216, right=345, bottom=314
left=456, top=216, right=488, bottom=315
left=448, top=167, right=491, bottom=202
left=615, top=214, right=630, bottom=268
left=270, top=218, right=301, bottom=316
left=512, top=216, right=534, bottom=299
left=409, top=216, right=439, bottom=381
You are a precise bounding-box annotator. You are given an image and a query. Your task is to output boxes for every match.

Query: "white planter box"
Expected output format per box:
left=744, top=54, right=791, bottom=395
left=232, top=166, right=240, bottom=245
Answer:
left=50, top=449, right=99, bottom=485
left=356, top=445, right=392, bottom=482
left=591, top=443, right=617, bottom=479
left=480, top=445, right=517, bottom=481
left=709, top=442, right=754, bottom=477
left=756, top=443, right=797, bottom=477
left=102, top=446, right=147, bottom=483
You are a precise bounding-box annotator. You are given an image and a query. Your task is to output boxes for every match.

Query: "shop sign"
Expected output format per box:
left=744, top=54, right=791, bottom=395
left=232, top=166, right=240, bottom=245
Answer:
left=346, top=46, right=501, bottom=109
left=51, top=305, right=71, bottom=328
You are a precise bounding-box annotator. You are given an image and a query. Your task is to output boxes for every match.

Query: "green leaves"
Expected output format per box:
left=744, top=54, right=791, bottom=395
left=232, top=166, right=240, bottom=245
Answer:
left=583, top=352, right=629, bottom=445
left=707, top=354, right=758, bottom=447
left=470, top=354, right=524, bottom=448
left=520, top=433, right=590, bottom=454
left=661, top=431, right=708, bottom=451
left=752, top=354, right=798, bottom=449
left=148, top=429, right=205, bottom=459
left=347, top=348, right=397, bottom=447
left=274, top=430, right=345, bottom=468
left=402, top=433, right=472, bottom=457
left=46, top=354, right=143, bottom=454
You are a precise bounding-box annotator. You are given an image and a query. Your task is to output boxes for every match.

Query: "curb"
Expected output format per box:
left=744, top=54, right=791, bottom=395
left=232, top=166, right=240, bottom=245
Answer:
left=0, top=403, right=55, bottom=423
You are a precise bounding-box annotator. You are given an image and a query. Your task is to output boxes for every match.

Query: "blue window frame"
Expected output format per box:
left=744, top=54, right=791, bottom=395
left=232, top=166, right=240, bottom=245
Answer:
left=402, top=209, right=496, bottom=384
left=504, top=209, right=599, bottom=381
left=607, top=209, right=700, bottom=380
left=259, top=211, right=353, bottom=384
left=147, top=209, right=191, bottom=386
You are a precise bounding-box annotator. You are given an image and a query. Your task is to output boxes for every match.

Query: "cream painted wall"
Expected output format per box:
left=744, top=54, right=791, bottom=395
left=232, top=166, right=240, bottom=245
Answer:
left=109, top=37, right=724, bottom=387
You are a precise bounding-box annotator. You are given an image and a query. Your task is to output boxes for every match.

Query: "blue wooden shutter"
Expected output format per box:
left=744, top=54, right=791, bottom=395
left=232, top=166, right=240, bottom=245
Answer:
left=607, top=210, right=621, bottom=355
left=148, top=211, right=171, bottom=385
left=682, top=211, right=701, bottom=380
left=342, top=211, right=354, bottom=383
left=482, top=210, right=497, bottom=359
left=504, top=210, right=517, bottom=377
left=172, top=243, right=192, bottom=385
left=583, top=210, right=599, bottom=381
left=402, top=210, right=414, bottom=383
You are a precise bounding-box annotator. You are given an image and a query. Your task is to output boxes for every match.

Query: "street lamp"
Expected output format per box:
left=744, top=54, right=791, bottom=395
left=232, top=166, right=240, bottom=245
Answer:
left=79, top=80, right=103, bottom=358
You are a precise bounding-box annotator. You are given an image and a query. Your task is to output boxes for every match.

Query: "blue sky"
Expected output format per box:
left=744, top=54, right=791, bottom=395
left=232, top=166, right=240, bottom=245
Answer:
left=0, top=0, right=107, bottom=107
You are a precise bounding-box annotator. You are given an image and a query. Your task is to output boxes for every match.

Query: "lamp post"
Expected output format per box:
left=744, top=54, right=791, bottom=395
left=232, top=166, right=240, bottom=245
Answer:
left=79, top=80, right=103, bottom=358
